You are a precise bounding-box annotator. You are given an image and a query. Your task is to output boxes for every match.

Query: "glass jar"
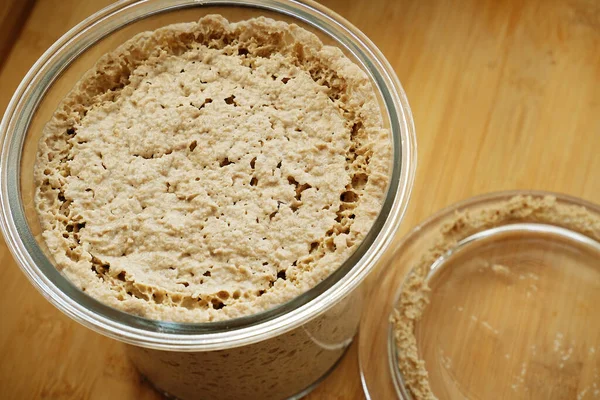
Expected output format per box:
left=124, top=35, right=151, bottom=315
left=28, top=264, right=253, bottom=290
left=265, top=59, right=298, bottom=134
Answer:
left=0, top=1, right=416, bottom=399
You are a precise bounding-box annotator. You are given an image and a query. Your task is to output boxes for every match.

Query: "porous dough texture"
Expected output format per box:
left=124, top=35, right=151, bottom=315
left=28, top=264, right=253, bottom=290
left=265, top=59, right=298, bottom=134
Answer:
left=391, top=195, right=600, bottom=399
left=34, top=15, right=392, bottom=322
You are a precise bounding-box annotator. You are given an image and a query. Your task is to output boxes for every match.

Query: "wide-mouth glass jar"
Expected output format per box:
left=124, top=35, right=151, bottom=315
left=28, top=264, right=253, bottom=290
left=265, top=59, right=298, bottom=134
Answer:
left=359, top=190, right=600, bottom=400
left=0, top=0, right=416, bottom=398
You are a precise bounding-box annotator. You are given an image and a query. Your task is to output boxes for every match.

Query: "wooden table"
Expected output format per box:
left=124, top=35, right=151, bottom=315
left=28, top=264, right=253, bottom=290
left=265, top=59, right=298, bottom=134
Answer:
left=0, top=0, right=598, bottom=398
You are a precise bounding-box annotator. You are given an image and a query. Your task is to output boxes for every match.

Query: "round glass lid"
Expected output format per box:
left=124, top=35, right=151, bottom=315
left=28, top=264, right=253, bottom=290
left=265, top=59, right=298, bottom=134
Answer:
left=359, top=191, right=600, bottom=400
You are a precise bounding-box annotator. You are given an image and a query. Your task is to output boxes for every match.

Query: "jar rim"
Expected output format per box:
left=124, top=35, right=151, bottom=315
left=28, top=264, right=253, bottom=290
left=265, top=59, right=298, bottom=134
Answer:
left=0, top=0, right=416, bottom=350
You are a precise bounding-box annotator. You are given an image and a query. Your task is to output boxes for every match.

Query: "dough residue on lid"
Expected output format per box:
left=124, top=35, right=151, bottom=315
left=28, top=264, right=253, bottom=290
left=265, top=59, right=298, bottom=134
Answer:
left=391, top=195, right=600, bottom=399
left=34, top=15, right=392, bottom=322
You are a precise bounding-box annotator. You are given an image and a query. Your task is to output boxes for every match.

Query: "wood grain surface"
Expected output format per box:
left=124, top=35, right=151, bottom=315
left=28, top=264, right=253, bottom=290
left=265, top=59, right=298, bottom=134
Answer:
left=0, top=0, right=598, bottom=399
left=0, top=0, right=35, bottom=69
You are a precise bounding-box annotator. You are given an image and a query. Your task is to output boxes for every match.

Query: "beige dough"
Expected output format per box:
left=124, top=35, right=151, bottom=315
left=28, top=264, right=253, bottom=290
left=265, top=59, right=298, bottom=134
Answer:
left=34, top=15, right=391, bottom=322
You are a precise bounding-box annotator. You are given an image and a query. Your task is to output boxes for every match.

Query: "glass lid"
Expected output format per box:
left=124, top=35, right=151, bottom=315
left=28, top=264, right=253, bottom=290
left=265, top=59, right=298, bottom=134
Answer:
left=359, top=191, right=600, bottom=400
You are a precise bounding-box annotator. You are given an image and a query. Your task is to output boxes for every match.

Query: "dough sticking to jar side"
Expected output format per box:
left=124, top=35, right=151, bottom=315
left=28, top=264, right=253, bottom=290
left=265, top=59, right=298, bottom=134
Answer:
left=34, top=15, right=392, bottom=322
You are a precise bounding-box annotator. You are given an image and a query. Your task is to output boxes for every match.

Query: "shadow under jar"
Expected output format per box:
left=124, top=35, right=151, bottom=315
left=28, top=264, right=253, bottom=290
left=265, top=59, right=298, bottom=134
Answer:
left=0, top=1, right=415, bottom=399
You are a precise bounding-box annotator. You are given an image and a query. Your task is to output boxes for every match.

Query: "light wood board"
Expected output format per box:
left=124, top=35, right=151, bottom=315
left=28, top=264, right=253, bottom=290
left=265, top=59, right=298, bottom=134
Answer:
left=0, top=0, right=35, bottom=68
left=0, top=0, right=598, bottom=399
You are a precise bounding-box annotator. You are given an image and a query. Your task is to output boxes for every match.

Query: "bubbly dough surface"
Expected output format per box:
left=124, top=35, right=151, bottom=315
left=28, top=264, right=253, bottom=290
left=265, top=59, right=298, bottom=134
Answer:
left=35, top=16, right=391, bottom=322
